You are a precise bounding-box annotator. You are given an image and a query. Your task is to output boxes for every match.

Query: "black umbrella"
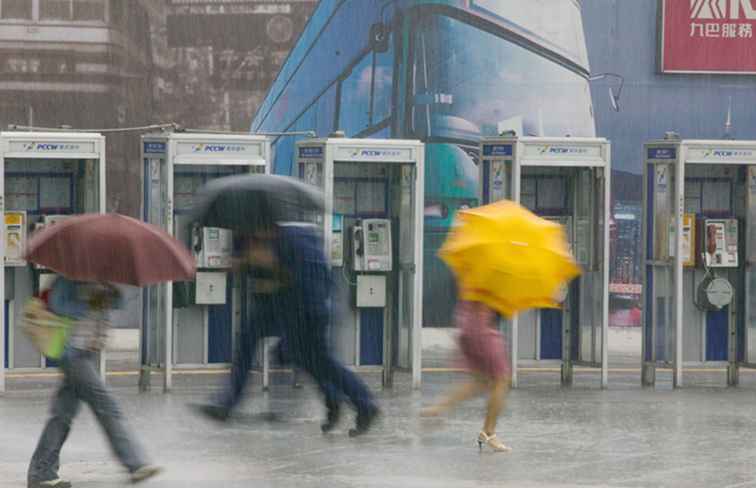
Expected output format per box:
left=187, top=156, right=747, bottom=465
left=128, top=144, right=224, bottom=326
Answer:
left=190, top=174, right=325, bottom=235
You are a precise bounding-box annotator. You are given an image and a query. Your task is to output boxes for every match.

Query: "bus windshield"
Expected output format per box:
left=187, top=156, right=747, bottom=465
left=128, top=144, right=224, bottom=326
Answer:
left=411, top=14, right=595, bottom=141
left=470, top=0, right=588, bottom=67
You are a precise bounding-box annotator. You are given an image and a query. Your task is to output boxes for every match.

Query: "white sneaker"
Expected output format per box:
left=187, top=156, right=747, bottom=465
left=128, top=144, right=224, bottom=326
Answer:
left=130, top=465, right=163, bottom=484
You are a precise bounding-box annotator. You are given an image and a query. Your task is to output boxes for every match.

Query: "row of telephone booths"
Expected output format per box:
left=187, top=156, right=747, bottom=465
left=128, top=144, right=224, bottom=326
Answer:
left=0, top=130, right=754, bottom=393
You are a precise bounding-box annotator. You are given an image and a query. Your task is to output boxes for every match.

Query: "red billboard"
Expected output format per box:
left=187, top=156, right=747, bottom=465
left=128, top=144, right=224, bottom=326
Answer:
left=661, top=0, right=756, bottom=73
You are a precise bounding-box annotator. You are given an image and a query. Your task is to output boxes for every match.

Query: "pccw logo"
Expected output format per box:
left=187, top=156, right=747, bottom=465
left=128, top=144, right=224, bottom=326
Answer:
left=691, top=0, right=756, bottom=19
left=23, top=142, right=77, bottom=151
left=704, top=149, right=753, bottom=157
left=351, top=149, right=401, bottom=158
left=539, top=146, right=589, bottom=155
left=193, top=144, right=243, bottom=153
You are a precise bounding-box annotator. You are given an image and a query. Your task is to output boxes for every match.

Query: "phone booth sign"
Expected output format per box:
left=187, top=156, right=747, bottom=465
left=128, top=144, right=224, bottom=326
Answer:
left=479, top=136, right=611, bottom=388
left=295, top=138, right=425, bottom=388
left=0, top=132, right=107, bottom=394
left=140, top=132, right=271, bottom=392
left=643, top=137, right=756, bottom=387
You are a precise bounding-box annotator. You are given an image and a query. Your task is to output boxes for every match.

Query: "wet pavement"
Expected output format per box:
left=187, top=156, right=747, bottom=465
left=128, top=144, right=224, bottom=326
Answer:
left=3, top=370, right=756, bottom=487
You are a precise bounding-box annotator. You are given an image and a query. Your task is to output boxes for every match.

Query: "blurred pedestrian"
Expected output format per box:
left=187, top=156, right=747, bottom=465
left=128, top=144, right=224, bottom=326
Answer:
left=421, top=297, right=512, bottom=453
left=27, top=277, right=161, bottom=488
left=194, top=221, right=286, bottom=421
left=271, top=221, right=379, bottom=435
left=197, top=218, right=379, bottom=435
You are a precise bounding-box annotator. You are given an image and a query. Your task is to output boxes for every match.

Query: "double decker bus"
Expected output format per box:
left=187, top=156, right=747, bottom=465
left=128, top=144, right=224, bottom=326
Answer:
left=251, top=0, right=596, bottom=326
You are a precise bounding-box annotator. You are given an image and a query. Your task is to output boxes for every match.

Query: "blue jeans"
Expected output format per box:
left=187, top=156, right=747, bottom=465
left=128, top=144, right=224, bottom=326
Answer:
left=28, top=348, right=148, bottom=483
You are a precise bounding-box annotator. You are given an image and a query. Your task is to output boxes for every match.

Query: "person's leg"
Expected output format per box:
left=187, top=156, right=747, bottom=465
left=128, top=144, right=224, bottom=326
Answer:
left=71, top=350, right=151, bottom=474
left=298, top=339, right=378, bottom=435
left=477, top=376, right=511, bottom=452
left=420, top=376, right=487, bottom=417
left=28, top=364, right=81, bottom=485
left=482, top=376, right=510, bottom=435
left=216, top=327, right=259, bottom=413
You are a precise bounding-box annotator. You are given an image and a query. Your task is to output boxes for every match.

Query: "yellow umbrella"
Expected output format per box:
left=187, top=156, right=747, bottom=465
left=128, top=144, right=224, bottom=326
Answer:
left=439, top=200, right=581, bottom=318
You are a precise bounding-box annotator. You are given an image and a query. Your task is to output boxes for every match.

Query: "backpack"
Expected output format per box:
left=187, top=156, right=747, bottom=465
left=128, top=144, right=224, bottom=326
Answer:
left=21, top=297, right=73, bottom=360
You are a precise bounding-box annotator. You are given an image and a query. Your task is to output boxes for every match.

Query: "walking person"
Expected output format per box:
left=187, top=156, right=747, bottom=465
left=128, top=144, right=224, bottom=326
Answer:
left=426, top=199, right=582, bottom=454
left=27, top=278, right=161, bottom=487
left=272, top=221, right=379, bottom=435
left=195, top=251, right=286, bottom=420
left=197, top=219, right=379, bottom=435
left=420, top=298, right=512, bottom=452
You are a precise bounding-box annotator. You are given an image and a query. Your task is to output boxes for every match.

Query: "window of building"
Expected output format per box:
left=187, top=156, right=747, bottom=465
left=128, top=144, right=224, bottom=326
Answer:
left=1, top=0, right=32, bottom=19
left=73, top=0, right=105, bottom=21
left=40, top=0, right=71, bottom=20
left=40, top=0, right=106, bottom=21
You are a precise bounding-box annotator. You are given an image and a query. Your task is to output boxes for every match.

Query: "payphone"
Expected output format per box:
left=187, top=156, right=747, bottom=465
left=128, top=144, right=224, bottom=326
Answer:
left=295, top=137, right=424, bottom=388
left=351, top=219, right=392, bottom=272
left=479, top=136, right=611, bottom=388
left=0, top=131, right=106, bottom=393
left=643, top=137, right=756, bottom=387
left=140, top=132, right=270, bottom=391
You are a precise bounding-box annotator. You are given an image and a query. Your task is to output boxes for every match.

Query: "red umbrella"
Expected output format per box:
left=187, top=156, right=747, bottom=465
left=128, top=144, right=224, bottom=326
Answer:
left=25, top=213, right=195, bottom=286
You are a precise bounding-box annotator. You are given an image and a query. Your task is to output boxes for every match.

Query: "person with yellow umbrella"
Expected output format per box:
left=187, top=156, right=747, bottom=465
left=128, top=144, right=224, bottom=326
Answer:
left=421, top=200, right=580, bottom=453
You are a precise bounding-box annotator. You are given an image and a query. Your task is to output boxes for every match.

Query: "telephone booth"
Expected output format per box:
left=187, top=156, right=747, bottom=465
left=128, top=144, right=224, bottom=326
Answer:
left=643, top=136, right=756, bottom=387
left=479, top=136, right=611, bottom=388
left=140, top=132, right=270, bottom=391
left=0, top=131, right=106, bottom=393
left=294, top=137, right=424, bottom=388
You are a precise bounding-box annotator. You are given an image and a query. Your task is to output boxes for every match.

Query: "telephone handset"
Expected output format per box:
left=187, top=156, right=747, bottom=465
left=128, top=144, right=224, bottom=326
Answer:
left=191, top=222, right=202, bottom=254
left=353, top=227, right=364, bottom=258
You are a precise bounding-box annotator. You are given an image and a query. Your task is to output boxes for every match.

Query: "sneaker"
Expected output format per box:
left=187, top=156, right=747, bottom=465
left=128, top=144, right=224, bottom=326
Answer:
left=191, top=403, right=230, bottom=423
left=130, top=465, right=162, bottom=484
left=29, top=479, right=72, bottom=488
left=348, top=405, right=380, bottom=437
left=320, top=402, right=342, bottom=433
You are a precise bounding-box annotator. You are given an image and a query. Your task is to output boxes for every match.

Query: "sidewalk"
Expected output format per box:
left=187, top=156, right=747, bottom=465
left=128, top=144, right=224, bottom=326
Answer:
left=2, top=370, right=756, bottom=487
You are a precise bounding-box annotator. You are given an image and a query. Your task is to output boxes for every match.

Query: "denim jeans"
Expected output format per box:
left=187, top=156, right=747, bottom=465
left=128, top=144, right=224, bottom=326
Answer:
left=28, top=348, right=148, bottom=483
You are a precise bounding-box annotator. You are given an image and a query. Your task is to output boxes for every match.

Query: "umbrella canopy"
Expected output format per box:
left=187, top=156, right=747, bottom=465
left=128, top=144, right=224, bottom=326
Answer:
left=25, top=213, right=195, bottom=286
left=439, top=200, right=581, bottom=318
left=191, top=174, right=325, bottom=235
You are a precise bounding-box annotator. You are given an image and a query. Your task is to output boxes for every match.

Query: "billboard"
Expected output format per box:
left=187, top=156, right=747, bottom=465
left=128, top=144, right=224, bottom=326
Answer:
left=660, top=0, right=756, bottom=73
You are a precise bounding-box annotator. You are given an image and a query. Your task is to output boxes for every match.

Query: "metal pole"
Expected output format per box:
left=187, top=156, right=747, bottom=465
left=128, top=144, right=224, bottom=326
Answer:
left=412, top=145, right=425, bottom=389
left=511, top=141, right=521, bottom=388
left=674, top=151, right=685, bottom=388
left=601, top=146, right=612, bottom=388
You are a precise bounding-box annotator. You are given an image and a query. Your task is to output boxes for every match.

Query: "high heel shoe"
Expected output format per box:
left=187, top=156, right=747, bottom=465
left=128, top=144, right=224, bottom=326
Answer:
left=477, top=431, right=512, bottom=453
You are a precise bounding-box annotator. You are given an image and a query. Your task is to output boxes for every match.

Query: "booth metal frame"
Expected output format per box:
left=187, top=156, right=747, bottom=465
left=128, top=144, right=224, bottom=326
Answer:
left=295, top=137, right=425, bottom=388
left=479, top=136, right=611, bottom=388
left=0, top=131, right=106, bottom=394
left=642, top=138, right=756, bottom=387
left=140, top=132, right=271, bottom=392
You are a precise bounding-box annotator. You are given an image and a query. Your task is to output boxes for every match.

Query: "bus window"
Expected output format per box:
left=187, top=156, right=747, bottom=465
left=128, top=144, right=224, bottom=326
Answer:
left=316, top=83, right=338, bottom=135
left=411, top=14, right=594, bottom=140
left=338, top=54, right=372, bottom=135
left=371, top=33, right=394, bottom=126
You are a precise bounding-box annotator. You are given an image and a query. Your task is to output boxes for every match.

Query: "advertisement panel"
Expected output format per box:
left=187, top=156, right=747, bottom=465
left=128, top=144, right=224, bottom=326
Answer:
left=661, top=0, right=756, bottom=73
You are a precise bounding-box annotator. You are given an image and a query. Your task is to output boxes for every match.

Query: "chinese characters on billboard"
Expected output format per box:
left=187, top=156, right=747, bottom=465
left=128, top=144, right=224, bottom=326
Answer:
left=661, top=0, right=756, bottom=73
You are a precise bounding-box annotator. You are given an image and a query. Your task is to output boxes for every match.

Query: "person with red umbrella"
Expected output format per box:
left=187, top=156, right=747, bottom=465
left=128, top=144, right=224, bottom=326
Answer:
left=24, top=214, right=195, bottom=488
